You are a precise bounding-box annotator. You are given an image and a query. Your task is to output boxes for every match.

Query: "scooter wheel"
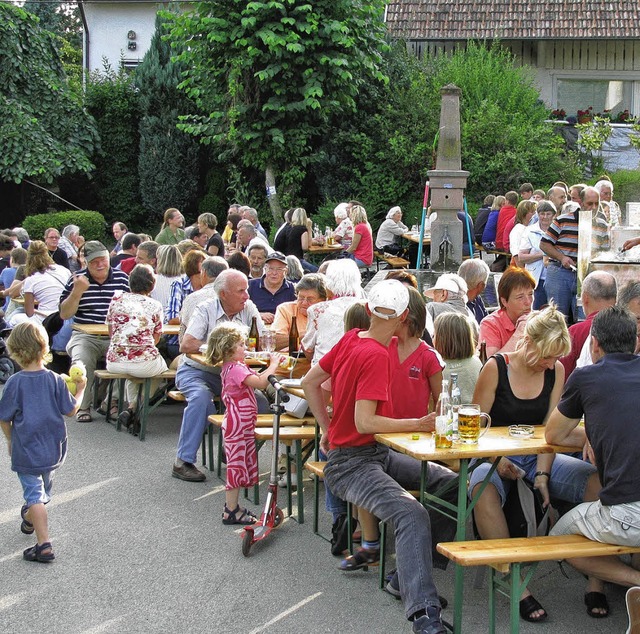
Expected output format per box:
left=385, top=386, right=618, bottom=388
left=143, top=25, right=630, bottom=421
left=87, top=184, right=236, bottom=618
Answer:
left=273, top=507, right=285, bottom=529
left=242, top=530, right=253, bottom=557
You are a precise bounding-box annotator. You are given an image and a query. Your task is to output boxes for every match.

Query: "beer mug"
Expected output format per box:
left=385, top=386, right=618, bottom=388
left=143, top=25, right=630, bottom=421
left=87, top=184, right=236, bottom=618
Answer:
left=458, top=404, right=491, bottom=444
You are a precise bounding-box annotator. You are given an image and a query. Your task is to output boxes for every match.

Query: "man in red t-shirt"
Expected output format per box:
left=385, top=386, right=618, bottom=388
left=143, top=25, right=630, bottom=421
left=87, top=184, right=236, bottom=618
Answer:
left=303, top=280, right=457, bottom=634
left=495, top=190, right=519, bottom=252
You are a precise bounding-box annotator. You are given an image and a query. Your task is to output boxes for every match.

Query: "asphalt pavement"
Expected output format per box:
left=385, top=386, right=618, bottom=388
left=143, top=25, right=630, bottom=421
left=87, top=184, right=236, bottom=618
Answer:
left=0, top=396, right=631, bottom=633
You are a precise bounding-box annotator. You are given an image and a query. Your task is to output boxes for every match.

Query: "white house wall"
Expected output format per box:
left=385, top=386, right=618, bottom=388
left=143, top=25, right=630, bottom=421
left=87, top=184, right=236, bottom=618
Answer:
left=84, top=2, right=159, bottom=72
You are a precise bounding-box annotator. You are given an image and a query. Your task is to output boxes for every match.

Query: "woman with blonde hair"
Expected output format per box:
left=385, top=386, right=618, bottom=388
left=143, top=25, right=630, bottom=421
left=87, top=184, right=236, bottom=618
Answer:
left=150, top=245, right=183, bottom=313
left=8, top=241, right=71, bottom=326
left=345, top=204, right=374, bottom=267
left=155, top=208, right=186, bottom=245
left=470, top=304, right=600, bottom=623
left=279, top=207, right=317, bottom=272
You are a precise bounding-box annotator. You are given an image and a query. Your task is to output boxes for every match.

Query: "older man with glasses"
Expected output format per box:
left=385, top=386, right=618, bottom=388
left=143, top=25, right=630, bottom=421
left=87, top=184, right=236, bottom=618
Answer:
left=44, top=228, right=70, bottom=270
left=248, top=251, right=296, bottom=325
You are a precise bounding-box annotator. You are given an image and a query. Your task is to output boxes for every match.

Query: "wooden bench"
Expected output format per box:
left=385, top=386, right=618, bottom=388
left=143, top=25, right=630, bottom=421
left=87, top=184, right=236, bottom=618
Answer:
left=437, top=535, right=640, bottom=633
left=305, top=461, right=329, bottom=542
left=93, top=369, right=177, bottom=441
left=375, top=252, right=410, bottom=270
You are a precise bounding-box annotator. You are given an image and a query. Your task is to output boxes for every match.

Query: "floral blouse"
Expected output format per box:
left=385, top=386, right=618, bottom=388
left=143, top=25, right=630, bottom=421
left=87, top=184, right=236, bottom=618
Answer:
left=106, top=292, right=163, bottom=363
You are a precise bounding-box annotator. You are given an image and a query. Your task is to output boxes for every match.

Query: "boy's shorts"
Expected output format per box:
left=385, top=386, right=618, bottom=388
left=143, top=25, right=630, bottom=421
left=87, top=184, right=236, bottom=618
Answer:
left=17, top=471, right=54, bottom=507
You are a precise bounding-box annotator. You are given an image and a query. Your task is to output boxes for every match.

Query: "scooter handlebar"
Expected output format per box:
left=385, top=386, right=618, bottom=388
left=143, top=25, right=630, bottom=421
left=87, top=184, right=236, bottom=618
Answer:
left=268, top=375, right=290, bottom=402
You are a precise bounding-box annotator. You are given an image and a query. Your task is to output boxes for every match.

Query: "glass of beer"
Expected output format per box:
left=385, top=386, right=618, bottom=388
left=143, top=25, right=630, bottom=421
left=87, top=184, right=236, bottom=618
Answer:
left=458, top=404, right=491, bottom=444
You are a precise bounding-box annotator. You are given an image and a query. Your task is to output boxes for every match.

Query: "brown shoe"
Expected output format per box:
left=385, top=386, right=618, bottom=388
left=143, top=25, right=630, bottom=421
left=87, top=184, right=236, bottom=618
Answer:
left=172, top=462, right=206, bottom=482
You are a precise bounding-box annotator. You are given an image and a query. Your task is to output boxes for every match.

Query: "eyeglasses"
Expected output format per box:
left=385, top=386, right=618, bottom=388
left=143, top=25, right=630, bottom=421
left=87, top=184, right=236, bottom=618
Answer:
left=47, top=235, right=60, bottom=240
left=265, top=266, right=286, bottom=274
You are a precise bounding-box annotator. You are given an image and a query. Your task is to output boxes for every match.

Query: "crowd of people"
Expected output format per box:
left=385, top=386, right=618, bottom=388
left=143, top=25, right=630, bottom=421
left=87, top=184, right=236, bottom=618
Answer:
left=1, top=184, right=640, bottom=633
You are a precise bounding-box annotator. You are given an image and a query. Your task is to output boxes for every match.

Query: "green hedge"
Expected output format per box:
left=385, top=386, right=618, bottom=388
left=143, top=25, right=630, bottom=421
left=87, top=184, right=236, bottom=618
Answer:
left=23, top=210, right=107, bottom=243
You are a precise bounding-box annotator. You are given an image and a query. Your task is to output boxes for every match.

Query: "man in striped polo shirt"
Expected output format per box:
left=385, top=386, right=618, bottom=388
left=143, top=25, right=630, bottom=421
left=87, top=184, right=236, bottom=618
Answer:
left=540, top=199, right=579, bottom=323
left=541, top=187, right=608, bottom=325
left=60, top=241, right=130, bottom=422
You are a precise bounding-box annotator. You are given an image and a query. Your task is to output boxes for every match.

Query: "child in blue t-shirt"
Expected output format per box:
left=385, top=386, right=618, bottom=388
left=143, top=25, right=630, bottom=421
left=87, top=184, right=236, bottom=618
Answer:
left=0, top=322, right=86, bottom=563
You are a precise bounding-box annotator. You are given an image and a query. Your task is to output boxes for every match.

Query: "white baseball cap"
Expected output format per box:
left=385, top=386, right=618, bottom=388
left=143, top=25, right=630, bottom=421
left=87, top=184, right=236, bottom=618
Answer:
left=367, top=280, right=410, bottom=320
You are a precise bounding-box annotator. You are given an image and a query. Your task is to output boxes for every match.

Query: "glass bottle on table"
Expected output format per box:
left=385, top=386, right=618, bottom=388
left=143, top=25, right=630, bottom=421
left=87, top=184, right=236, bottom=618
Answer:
left=434, top=378, right=452, bottom=449
left=479, top=341, right=487, bottom=366
left=288, top=310, right=300, bottom=355
left=450, top=372, right=460, bottom=441
left=248, top=317, right=260, bottom=352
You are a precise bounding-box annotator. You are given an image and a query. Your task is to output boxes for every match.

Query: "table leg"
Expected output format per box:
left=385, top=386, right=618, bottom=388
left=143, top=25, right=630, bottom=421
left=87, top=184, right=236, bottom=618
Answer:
left=452, top=458, right=469, bottom=634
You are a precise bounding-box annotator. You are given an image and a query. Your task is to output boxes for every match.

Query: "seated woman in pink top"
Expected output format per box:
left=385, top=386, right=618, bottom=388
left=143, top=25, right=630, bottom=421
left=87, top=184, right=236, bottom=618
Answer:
left=388, top=286, right=443, bottom=419
left=345, top=205, right=374, bottom=267
left=479, top=267, right=535, bottom=357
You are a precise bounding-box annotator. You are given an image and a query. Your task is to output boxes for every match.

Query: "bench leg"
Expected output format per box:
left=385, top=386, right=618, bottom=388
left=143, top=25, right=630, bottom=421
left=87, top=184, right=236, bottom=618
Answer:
left=138, top=379, right=152, bottom=441
left=295, top=439, right=304, bottom=524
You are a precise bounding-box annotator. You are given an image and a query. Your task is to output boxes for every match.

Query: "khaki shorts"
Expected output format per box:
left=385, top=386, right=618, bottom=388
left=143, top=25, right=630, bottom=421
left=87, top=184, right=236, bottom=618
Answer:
left=551, top=499, right=640, bottom=547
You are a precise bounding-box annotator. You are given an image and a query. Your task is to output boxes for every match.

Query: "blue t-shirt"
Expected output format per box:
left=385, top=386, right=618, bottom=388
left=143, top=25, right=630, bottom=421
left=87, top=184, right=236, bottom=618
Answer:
left=0, top=369, right=75, bottom=474
left=0, top=266, right=16, bottom=310
left=482, top=210, right=500, bottom=245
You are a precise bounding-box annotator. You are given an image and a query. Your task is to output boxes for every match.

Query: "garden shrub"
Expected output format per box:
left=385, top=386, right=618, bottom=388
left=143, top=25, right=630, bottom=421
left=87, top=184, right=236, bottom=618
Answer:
left=23, top=210, right=107, bottom=242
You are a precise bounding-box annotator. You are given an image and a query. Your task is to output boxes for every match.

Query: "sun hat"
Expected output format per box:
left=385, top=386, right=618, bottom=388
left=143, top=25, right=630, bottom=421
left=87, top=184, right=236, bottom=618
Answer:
left=334, top=203, right=349, bottom=220
left=367, top=279, right=410, bottom=320
left=424, top=274, right=465, bottom=299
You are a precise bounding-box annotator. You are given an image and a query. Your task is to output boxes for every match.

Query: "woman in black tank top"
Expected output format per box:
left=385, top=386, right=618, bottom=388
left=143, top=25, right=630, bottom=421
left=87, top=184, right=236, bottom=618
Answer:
left=470, top=305, right=571, bottom=622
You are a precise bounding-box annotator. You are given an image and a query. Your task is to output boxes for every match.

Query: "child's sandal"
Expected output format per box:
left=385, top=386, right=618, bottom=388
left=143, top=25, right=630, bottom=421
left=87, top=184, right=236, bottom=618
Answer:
left=23, top=541, right=55, bottom=563
left=222, top=504, right=257, bottom=525
left=20, top=505, right=34, bottom=535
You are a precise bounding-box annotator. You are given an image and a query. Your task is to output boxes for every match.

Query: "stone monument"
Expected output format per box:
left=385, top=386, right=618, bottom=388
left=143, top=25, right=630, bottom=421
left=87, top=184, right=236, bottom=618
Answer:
left=428, top=84, right=469, bottom=271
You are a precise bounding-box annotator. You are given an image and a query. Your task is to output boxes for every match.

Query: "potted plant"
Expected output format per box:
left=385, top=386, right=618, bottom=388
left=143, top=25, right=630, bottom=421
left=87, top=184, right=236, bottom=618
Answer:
left=577, top=106, right=594, bottom=124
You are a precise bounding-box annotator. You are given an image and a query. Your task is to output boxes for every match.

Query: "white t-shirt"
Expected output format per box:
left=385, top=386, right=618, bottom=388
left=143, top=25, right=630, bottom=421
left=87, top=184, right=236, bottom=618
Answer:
left=22, top=265, right=71, bottom=315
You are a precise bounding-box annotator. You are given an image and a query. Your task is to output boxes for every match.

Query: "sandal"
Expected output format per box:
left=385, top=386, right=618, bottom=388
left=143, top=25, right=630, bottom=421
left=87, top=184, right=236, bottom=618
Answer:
left=339, top=546, right=380, bottom=571
left=76, top=408, right=92, bottom=423
left=222, top=504, right=258, bottom=526
left=20, top=505, right=34, bottom=535
left=519, top=595, right=548, bottom=622
left=585, top=591, right=609, bottom=618
left=23, top=541, right=55, bottom=563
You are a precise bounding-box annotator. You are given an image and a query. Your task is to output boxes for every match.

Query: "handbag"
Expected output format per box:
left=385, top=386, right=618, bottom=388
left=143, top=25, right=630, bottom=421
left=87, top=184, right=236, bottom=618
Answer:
left=42, top=310, right=64, bottom=339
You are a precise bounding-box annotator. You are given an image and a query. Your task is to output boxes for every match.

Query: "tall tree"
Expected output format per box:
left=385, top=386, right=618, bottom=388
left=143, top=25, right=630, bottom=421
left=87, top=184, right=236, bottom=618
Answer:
left=135, top=14, right=200, bottom=220
left=85, top=63, right=144, bottom=229
left=165, top=0, right=388, bottom=221
left=0, top=3, right=98, bottom=186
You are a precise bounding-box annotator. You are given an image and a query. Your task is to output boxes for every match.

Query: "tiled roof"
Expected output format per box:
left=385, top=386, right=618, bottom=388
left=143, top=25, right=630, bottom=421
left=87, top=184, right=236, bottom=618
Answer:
left=385, top=1, right=640, bottom=40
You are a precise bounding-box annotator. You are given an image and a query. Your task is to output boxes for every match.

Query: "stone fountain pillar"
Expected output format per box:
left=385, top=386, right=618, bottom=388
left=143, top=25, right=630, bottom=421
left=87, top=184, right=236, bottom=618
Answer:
left=428, top=84, right=469, bottom=271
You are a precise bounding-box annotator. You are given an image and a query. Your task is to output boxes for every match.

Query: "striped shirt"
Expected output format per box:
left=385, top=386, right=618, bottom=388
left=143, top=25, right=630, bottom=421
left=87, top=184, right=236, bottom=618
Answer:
left=166, top=275, right=193, bottom=323
left=60, top=268, right=130, bottom=325
left=540, top=209, right=578, bottom=263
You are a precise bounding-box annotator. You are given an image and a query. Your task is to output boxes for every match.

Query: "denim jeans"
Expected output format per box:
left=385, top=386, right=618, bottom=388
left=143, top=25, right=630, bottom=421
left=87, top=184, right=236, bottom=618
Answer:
left=318, top=449, right=346, bottom=521
left=544, top=263, right=577, bottom=323
left=175, top=364, right=270, bottom=464
left=533, top=278, right=548, bottom=310
left=325, top=444, right=458, bottom=619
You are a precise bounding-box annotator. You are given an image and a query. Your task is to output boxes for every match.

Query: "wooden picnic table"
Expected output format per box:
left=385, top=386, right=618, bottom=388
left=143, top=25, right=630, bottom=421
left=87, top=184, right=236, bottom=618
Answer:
left=374, top=426, right=581, bottom=634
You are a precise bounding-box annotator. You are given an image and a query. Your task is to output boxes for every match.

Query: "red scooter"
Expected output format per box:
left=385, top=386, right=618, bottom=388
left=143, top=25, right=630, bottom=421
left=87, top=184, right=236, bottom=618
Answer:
left=242, top=375, right=288, bottom=556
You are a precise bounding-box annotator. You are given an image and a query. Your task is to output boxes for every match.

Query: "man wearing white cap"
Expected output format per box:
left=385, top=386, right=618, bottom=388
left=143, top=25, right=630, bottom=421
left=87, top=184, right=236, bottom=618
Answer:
left=303, top=279, right=456, bottom=634
left=424, top=273, right=472, bottom=323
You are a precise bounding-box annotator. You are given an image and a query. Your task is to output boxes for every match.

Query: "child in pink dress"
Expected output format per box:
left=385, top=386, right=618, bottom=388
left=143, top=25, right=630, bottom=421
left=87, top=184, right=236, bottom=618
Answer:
left=206, top=323, right=283, bottom=525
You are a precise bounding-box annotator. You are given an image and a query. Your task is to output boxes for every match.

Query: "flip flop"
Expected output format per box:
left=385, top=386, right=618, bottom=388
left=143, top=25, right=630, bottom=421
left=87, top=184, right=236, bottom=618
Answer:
left=76, top=409, right=92, bottom=423
left=625, top=586, right=640, bottom=633
left=585, top=591, right=609, bottom=618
